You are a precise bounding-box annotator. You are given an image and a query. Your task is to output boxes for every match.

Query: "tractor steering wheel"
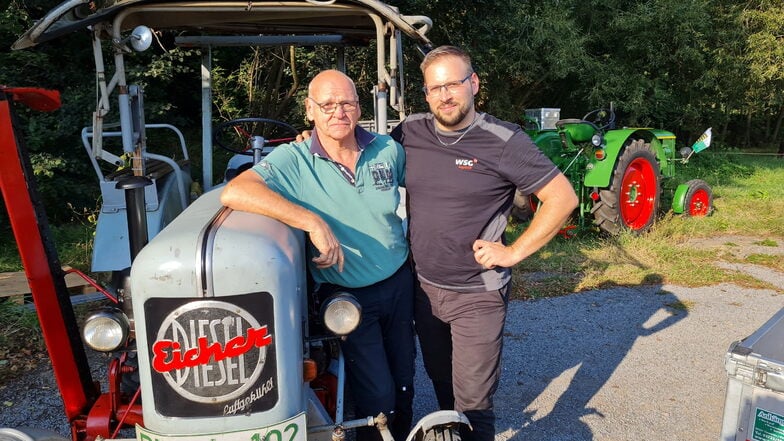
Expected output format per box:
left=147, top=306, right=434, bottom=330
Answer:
left=213, top=117, right=299, bottom=155
left=582, top=108, right=616, bottom=131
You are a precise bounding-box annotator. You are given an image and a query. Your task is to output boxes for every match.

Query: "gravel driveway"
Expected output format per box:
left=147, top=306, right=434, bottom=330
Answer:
left=416, top=282, right=784, bottom=441
left=2, top=267, right=783, bottom=441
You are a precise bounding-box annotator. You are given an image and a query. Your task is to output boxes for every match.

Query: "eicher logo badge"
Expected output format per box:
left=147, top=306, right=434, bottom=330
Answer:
left=145, top=293, right=278, bottom=417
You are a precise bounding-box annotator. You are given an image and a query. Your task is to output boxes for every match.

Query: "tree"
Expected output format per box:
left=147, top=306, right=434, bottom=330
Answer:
left=740, top=0, right=784, bottom=152
left=1, top=0, right=98, bottom=223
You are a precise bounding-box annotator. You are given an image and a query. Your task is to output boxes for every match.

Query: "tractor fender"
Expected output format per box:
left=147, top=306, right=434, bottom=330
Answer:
left=584, top=129, right=661, bottom=188
left=404, top=410, right=471, bottom=441
left=671, top=183, right=691, bottom=214
left=530, top=129, right=562, bottom=161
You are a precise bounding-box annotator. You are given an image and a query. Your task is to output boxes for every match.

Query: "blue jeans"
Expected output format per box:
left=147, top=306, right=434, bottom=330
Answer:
left=317, top=263, right=415, bottom=441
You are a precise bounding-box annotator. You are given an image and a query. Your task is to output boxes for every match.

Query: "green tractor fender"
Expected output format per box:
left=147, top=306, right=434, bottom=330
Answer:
left=583, top=129, right=667, bottom=188
left=530, top=130, right=563, bottom=163
left=671, top=183, right=690, bottom=214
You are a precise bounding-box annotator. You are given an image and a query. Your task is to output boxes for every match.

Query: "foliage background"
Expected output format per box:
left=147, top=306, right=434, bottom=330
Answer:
left=0, top=0, right=783, bottom=225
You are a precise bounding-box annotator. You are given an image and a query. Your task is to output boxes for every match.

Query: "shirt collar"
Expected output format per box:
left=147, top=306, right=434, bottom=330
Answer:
left=309, top=125, right=376, bottom=158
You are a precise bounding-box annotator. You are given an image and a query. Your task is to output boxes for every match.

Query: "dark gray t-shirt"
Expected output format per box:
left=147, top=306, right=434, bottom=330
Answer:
left=392, top=112, right=559, bottom=292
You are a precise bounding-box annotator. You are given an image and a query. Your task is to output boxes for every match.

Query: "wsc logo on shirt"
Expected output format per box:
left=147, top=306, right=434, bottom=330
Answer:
left=455, top=157, right=479, bottom=170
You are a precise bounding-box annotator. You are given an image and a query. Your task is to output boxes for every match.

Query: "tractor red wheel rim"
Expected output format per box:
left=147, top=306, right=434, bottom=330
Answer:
left=688, top=188, right=710, bottom=216
left=620, top=157, right=656, bottom=229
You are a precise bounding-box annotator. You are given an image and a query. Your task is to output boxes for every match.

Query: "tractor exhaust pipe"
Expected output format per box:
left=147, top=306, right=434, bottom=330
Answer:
left=116, top=176, right=152, bottom=261
left=115, top=175, right=152, bottom=329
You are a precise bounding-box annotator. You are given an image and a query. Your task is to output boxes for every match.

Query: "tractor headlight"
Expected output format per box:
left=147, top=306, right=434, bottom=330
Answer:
left=321, top=293, right=362, bottom=336
left=591, top=133, right=604, bottom=147
left=82, top=308, right=130, bottom=352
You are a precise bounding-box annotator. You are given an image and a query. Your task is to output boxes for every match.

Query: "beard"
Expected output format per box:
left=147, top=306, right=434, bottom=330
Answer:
left=431, top=99, right=473, bottom=129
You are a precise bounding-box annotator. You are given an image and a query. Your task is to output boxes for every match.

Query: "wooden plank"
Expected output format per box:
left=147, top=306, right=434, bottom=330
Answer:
left=0, top=271, right=33, bottom=298
left=0, top=268, right=97, bottom=300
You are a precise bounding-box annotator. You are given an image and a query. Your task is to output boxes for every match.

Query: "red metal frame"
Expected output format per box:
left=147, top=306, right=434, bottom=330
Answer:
left=0, top=87, right=142, bottom=440
left=0, top=86, right=99, bottom=416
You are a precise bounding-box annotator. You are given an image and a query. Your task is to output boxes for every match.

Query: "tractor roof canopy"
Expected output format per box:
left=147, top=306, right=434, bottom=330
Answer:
left=13, top=0, right=433, bottom=50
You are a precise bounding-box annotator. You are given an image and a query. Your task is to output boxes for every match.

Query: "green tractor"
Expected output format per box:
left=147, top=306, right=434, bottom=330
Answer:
left=515, top=107, right=714, bottom=235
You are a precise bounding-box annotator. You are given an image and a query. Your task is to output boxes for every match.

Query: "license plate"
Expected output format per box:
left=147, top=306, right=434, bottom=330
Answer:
left=136, top=412, right=306, bottom=441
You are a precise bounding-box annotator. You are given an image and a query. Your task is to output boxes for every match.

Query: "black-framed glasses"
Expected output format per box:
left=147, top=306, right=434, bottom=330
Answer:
left=308, top=97, right=359, bottom=114
left=423, top=73, right=473, bottom=97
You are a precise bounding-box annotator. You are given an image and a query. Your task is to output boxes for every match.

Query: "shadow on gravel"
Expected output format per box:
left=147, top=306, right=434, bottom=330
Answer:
left=498, top=276, right=687, bottom=440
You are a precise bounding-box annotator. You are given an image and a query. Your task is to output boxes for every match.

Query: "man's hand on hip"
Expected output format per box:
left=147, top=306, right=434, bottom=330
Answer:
left=472, top=240, right=520, bottom=269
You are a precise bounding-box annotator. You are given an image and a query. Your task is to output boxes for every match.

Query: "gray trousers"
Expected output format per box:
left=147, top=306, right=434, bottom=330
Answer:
left=414, top=281, right=508, bottom=441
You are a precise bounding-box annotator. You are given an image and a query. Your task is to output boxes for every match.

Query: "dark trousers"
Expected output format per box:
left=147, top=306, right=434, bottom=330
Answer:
left=317, top=264, right=415, bottom=441
left=414, top=281, right=509, bottom=441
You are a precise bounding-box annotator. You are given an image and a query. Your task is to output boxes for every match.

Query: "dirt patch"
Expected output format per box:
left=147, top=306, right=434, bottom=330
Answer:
left=685, top=234, right=784, bottom=259
left=685, top=235, right=784, bottom=291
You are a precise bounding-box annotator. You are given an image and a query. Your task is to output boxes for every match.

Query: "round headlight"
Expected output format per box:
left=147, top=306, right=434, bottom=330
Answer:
left=591, top=133, right=604, bottom=147
left=82, top=309, right=130, bottom=352
left=321, top=293, right=362, bottom=336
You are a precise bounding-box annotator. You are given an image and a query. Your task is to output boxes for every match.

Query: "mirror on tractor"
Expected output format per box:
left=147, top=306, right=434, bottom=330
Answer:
left=129, top=25, right=153, bottom=52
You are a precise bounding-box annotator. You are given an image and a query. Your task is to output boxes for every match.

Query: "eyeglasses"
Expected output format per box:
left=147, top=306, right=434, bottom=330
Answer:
left=308, top=97, right=359, bottom=114
left=423, top=73, right=473, bottom=97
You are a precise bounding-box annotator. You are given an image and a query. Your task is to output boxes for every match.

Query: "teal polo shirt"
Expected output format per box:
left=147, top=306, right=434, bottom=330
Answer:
left=252, top=126, right=408, bottom=288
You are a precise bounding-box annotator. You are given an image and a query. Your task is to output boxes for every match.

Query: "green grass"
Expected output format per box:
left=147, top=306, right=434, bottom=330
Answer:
left=746, top=254, right=784, bottom=272
left=0, top=223, right=94, bottom=272
left=0, top=300, right=46, bottom=379
left=0, top=301, right=41, bottom=346
left=508, top=153, right=784, bottom=300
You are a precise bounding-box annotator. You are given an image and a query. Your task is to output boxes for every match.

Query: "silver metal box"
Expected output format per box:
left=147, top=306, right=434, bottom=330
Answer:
left=524, top=108, right=561, bottom=130
left=721, top=307, right=784, bottom=441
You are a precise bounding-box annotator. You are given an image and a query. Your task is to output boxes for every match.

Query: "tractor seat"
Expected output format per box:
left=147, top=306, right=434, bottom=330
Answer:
left=105, top=157, right=188, bottom=182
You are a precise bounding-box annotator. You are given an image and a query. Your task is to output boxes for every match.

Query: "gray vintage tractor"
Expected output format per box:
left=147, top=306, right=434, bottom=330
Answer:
left=1, top=1, right=469, bottom=440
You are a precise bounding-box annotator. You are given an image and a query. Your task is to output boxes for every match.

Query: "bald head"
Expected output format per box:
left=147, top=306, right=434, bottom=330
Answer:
left=308, top=70, right=358, bottom=99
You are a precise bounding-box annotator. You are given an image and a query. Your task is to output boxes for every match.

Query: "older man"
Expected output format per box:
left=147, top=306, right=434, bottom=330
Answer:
left=391, top=46, right=578, bottom=441
left=221, top=70, right=413, bottom=441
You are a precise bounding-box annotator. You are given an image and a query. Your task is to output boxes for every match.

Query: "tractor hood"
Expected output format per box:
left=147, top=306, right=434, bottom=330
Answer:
left=12, top=0, right=433, bottom=50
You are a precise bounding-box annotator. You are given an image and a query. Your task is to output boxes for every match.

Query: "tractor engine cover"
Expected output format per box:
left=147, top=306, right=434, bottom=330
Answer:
left=130, top=189, right=307, bottom=435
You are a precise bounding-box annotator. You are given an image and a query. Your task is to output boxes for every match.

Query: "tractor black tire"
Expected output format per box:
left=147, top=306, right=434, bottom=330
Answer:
left=682, top=179, right=714, bottom=217
left=0, top=428, right=69, bottom=441
left=511, top=190, right=535, bottom=222
left=591, top=139, right=660, bottom=235
left=422, top=425, right=461, bottom=441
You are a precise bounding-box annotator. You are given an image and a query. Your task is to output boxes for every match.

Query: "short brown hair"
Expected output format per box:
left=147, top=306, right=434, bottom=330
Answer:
left=420, top=45, right=474, bottom=76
